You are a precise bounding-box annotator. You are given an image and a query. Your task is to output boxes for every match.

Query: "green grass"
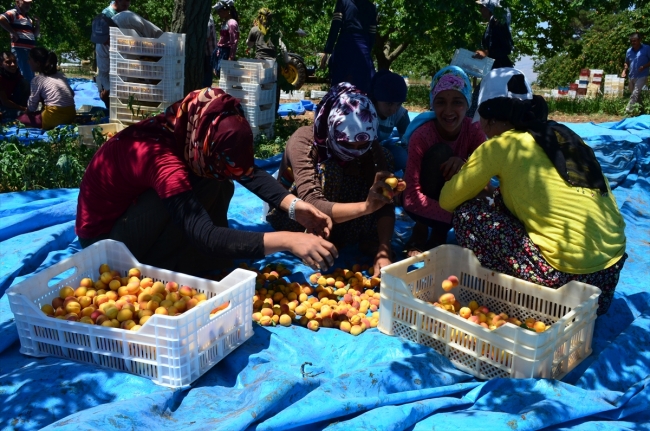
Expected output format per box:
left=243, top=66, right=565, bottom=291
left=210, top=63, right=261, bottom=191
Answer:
left=253, top=114, right=310, bottom=159
left=405, top=84, right=649, bottom=116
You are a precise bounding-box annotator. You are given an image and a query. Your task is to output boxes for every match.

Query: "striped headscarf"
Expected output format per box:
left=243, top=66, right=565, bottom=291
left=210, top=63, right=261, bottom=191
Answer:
left=164, top=88, right=254, bottom=180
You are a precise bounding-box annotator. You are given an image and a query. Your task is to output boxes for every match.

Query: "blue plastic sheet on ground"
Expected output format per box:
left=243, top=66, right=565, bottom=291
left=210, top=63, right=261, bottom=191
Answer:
left=1, top=118, right=649, bottom=431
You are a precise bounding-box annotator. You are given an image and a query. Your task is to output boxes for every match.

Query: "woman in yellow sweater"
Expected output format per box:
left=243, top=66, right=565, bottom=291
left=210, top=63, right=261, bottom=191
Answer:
left=440, top=68, right=626, bottom=315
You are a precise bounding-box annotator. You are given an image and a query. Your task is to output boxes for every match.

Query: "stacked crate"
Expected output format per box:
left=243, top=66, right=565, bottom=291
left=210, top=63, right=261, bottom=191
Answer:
left=109, top=27, right=185, bottom=124
left=218, top=59, right=277, bottom=138
left=604, top=75, right=625, bottom=98
left=577, top=68, right=589, bottom=96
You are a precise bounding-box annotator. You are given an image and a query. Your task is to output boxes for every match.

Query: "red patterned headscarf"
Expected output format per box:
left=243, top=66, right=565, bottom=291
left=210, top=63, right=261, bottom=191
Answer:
left=164, top=88, right=254, bottom=180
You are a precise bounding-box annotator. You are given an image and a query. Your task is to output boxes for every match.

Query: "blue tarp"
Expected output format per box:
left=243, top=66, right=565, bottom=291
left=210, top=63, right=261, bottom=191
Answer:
left=0, top=117, right=649, bottom=431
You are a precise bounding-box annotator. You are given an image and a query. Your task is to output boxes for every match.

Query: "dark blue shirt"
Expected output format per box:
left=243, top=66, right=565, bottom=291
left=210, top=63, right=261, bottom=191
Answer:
left=324, top=0, right=377, bottom=54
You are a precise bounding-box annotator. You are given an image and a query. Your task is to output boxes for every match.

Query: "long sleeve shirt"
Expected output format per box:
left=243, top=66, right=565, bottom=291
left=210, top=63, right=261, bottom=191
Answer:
left=324, top=0, right=377, bottom=54
left=439, top=129, right=626, bottom=274
left=403, top=118, right=485, bottom=223
left=218, top=18, right=239, bottom=59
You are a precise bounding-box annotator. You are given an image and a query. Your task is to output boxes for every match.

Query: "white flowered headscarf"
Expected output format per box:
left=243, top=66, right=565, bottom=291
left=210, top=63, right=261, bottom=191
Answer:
left=313, top=82, right=378, bottom=162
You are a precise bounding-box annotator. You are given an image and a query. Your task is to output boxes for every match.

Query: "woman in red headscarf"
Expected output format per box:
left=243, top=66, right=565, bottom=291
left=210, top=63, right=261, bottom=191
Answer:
left=76, top=88, right=337, bottom=274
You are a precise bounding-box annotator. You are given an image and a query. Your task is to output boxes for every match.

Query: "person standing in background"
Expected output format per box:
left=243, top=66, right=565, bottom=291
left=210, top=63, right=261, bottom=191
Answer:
left=92, top=0, right=130, bottom=111
left=0, top=0, right=39, bottom=83
left=212, top=0, right=239, bottom=79
left=320, top=0, right=377, bottom=94
left=473, top=0, right=514, bottom=69
left=622, top=32, right=650, bottom=114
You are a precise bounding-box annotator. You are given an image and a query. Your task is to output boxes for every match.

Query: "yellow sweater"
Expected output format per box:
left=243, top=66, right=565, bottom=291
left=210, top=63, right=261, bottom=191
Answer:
left=440, top=130, right=626, bottom=274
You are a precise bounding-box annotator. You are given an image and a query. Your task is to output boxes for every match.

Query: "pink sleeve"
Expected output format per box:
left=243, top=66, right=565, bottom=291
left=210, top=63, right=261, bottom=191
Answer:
left=228, top=19, right=239, bottom=58
left=403, top=124, right=453, bottom=224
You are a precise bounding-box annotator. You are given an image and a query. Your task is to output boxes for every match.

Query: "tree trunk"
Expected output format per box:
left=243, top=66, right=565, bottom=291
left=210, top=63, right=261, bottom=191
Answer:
left=172, top=0, right=211, bottom=95
left=374, top=33, right=410, bottom=70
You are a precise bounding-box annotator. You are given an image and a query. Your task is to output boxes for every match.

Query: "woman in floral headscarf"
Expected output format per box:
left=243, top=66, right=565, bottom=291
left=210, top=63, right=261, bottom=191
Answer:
left=76, top=88, right=337, bottom=274
left=401, top=66, right=487, bottom=255
left=267, top=83, right=397, bottom=275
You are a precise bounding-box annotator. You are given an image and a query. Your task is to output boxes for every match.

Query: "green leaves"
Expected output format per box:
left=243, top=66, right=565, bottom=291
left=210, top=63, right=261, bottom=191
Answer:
left=0, top=128, right=97, bottom=192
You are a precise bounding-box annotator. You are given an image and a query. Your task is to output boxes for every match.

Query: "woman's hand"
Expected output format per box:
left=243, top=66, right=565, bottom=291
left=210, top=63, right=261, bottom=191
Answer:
left=473, top=50, right=487, bottom=59
left=319, top=53, right=329, bottom=70
left=288, top=232, right=339, bottom=272
left=365, top=171, right=394, bottom=214
left=372, top=245, right=392, bottom=277
left=440, top=157, right=465, bottom=181
left=293, top=200, right=332, bottom=238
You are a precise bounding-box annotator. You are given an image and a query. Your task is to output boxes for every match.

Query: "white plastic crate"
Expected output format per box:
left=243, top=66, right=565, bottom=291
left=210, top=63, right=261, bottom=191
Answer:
left=110, top=51, right=184, bottom=81
left=77, top=121, right=126, bottom=147
left=109, top=97, right=168, bottom=124
left=110, top=75, right=184, bottom=104
left=6, top=240, right=255, bottom=388
left=450, top=48, right=495, bottom=78
left=241, top=103, right=275, bottom=127
left=310, top=90, right=327, bottom=99
left=218, top=79, right=276, bottom=106
left=378, top=245, right=600, bottom=380
left=220, top=58, right=276, bottom=84
left=280, top=90, right=305, bottom=100
left=110, top=27, right=185, bottom=57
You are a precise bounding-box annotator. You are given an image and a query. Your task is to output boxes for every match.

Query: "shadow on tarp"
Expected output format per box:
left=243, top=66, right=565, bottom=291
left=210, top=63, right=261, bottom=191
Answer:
left=0, top=340, right=175, bottom=431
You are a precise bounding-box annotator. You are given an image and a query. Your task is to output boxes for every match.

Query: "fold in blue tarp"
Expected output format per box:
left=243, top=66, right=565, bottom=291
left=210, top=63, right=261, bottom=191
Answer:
left=0, top=118, right=649, bottom=431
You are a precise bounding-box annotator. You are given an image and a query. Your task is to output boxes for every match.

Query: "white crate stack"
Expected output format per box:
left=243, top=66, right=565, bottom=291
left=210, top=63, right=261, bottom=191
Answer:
left=109, top=27, right=186, bottom=124
left=218, top=59, right=277, bottom=139
left=604, top=75, right=625, bottom=98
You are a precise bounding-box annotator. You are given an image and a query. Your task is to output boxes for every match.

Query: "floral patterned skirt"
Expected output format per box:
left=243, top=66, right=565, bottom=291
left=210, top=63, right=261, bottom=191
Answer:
left=453, top=190, right=627, bottom=315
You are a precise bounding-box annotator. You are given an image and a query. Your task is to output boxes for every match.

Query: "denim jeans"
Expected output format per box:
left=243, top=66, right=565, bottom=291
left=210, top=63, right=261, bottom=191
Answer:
left=12, top=47, right=34, bottom=83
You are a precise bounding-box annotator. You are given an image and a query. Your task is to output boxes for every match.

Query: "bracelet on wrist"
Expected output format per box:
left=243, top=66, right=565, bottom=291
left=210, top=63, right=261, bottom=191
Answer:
left=288, top=197, right=301, bottom=221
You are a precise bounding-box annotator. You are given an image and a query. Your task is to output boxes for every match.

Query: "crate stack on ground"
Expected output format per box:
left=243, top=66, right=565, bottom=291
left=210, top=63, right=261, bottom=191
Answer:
left=587, top=69, right=603, bottom=98
left=604, top=75, right=625, bottom=98
left=218, top=59, right=277, bottom=139
left=109, top=27, right=185, bottom=124
left=577, top=68, right=590, bottom=97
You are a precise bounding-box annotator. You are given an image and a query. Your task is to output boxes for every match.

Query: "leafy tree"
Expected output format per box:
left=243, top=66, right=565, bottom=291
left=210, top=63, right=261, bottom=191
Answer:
left=534, top=5, right=650, bottom=88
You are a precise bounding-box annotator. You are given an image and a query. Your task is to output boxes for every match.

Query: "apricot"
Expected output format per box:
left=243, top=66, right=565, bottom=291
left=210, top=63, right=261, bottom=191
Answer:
left=121, top=320, right=137, bottom=330
left=350, top=325, right=363, bottom=336
left=79, top=278, right=94, bottom=288
left=307, top=320, right=320, bottom=331
left=130, top=325, right=142, bottom=331
left=99, top=271, right=113, bottom=285
left=261, top=308, right=274, bottom=318
left=74, top=286, right=87, bottom=298
left=305, top=309, right=317, bottom=320
left=79, top=316, right=94, bottom=324
left=94, top=280, right=107, bottom=291
left=173, top=300, right=187, bottom=313
left=104, top=305, right=119, bottom=319
left=525, top=317, right=536, bottom=329
left=59, top=286, right=75, bottom=299
left=533, top=321, right=546, bottom=333
left=468, top=301, right=479, bottom=312
left=165, top=281, right=179, bottom=292
left=81, top=306, right=96, bottom=317
left=41, top=304, right=55, bottom=316
left=139, top=315, right=151, bottom=325
left=186, top=298, right=199, bottom=310
left=155, top=307, right=168, bottom=315
left=441, top=280, right=454, bottom=292
left=439, top=293, right=455, bottom=305
left=252, top=312, right=262, bottom=322
left=279, top=314, right=292, bottom=327
left=98, top=263, right=110, bottom=275
left=65, top=301, right=81, bottom=315
left=116, top=309, right=133, bottom=322
left=459, top=307, right=472, bottom=319
left=101, top=320, right=115, bottom=327
left=140, top=278, right=154, bottom=289
left=447, top=275, right=459, bottom=287
left=51, top=297, right=64, bottom=309
left=194, top=293, right=208, bottom=302
left=96, top=315, right=110, bottom=325
left=259, top=315, right=272, bottom=326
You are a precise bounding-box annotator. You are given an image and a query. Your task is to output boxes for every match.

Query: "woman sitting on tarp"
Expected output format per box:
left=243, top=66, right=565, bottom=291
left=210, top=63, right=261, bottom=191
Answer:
left=0, top=50, right=29, bottom=122
left=370, top=69, right=410, bottom=171
left=17, top=47, right=76, bottom=130
left=267, top=83, right=396, bottom=275
left=439, top=68, right=627, bottom=315
left=401, top=66, right=486, bottom=256
left=76, top=88, right=338, bottom=274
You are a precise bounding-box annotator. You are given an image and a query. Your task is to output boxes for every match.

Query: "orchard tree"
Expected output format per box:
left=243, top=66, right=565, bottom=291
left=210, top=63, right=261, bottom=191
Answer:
left=170, top=0, right=211, bottom=93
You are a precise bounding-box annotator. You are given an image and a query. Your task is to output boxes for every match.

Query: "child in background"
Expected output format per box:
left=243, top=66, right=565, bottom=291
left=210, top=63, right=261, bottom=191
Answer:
left=0, top=50, right=29, bottom=122
left=370, top=70, right=410, bottom=171
left=17, top=47, right=76, bottom=130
